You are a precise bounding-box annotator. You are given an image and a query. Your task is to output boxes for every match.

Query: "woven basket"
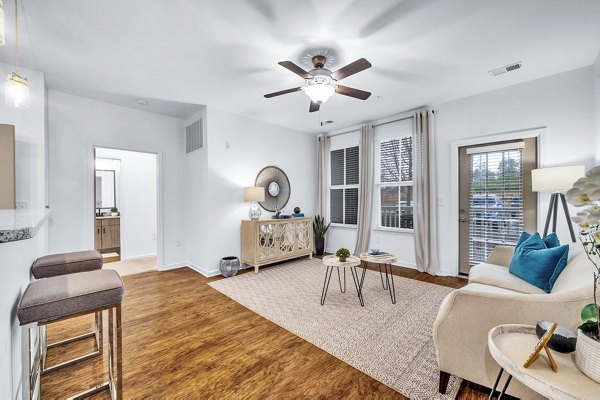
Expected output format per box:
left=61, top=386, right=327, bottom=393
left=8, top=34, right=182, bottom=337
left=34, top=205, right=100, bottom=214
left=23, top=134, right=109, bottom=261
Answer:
left=575, top=329, right=600, bottom=383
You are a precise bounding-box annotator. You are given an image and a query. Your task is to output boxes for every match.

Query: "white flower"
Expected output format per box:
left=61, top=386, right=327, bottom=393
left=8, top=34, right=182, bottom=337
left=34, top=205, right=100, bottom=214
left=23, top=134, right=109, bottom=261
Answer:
left=585, top=166, right=600, bottom=177
left=566, top=187, right=592, bottom=207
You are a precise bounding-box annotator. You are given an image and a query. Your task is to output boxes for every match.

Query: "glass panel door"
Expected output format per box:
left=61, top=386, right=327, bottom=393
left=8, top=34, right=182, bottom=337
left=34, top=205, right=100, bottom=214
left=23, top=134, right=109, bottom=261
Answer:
left=458, top=138, right=537, bottom=275
left=295, top=219, right=311, bottom=252
left=278, top=221, right=296, bottom=255
left=257, top=223, right=276, bottom=260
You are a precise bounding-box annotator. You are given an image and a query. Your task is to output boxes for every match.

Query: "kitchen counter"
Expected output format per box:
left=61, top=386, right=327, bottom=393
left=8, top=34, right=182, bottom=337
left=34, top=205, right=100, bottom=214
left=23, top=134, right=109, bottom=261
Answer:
left=0, top=208, right=51, bottom=243
left=96, top=215, right=120, bottom=219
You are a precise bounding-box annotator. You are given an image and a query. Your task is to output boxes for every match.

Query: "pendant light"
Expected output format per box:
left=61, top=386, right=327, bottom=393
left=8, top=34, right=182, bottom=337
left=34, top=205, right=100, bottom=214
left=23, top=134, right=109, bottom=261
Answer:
left=5, top=0, right=29, bottom=109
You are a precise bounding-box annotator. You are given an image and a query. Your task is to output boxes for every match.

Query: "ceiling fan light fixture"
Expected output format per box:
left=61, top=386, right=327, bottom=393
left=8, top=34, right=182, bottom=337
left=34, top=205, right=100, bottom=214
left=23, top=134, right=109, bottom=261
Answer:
left=5, top=72, right=29, bottom=108
left=304, top=76, right=336, bottom=104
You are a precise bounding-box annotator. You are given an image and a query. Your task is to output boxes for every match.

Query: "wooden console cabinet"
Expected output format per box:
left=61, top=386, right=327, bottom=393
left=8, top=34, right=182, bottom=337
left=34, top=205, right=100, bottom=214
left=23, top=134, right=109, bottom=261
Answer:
left=241, top=217, right=313, bottom=273
left=95, top=216, right=121, bottom=250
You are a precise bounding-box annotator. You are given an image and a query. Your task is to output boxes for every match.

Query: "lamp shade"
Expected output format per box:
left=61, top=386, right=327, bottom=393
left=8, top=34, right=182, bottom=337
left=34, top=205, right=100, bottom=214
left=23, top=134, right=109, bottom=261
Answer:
left=531, top=166, right=585, bottom=193
left=243, top=187, right=265, bottom=202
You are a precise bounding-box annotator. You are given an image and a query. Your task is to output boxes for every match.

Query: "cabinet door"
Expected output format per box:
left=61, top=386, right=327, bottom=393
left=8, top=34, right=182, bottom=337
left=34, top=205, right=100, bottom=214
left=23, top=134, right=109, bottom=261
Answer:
left=103, top=225, right=120, bottom=249
left=295, top=219, right=311, bottom=253
left=257, top=223, right=277, bottom=261
left=95, top=225, right=102, bottom=250
left=277, top=221, right=296, bottom=256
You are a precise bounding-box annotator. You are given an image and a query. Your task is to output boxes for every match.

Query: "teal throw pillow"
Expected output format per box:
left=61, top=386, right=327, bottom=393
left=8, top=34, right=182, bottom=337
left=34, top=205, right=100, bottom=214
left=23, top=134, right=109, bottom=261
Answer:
left=515, top=231, right=561, bottom=249
left=509, top=232, right=569, bottom=293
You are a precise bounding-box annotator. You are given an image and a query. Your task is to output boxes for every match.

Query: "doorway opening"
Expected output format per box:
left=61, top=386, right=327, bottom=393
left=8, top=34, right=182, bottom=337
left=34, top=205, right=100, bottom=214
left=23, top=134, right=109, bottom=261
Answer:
left=94, top=147, right=158, bottom=276
left=458, top=138, right=538, bottom=275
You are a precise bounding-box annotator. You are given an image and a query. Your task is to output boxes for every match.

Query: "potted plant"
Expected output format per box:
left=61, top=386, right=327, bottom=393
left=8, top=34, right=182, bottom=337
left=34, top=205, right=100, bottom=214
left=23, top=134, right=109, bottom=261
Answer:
left=110, top=207, right=119, bottom=216
left=566, top=165, right=600, bottom=382
left=335, top=248, right=351, bottom=263
left=313, top=215, right=331, bottom=256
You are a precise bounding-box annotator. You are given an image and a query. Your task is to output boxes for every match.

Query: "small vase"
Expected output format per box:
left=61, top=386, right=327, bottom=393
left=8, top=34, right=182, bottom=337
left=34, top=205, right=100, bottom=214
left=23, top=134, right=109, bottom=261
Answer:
left=219, top=256, right=240, bottom=277
left=315, top=237, right=325, bottom=256
left=575, top=329, right=600, bottom=383
left=338, top=257, right=346, bottom=262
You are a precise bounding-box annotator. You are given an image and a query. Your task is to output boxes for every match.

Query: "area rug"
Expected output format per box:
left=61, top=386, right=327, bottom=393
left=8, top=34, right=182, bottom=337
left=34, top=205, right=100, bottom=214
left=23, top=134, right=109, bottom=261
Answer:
left=208, top=258, right=461, bottom=399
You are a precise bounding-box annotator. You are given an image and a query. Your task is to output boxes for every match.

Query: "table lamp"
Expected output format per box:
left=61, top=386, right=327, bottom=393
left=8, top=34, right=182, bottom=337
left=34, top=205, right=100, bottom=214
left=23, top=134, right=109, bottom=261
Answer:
left=531, top=165, right=584, bottom=242
left=244, top=187, right=265, bottom=221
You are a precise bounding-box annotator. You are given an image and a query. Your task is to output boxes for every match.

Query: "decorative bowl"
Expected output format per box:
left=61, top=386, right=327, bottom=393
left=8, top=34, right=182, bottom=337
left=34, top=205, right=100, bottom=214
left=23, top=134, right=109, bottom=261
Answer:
left=536, top=320, right=577, bottom=353
left=370, top=248, right=380, bottom=254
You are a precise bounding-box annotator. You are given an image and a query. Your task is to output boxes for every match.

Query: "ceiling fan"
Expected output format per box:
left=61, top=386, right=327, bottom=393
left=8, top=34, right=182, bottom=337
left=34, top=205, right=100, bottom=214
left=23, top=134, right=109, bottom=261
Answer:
left=264, top=55, right=372, bottom=112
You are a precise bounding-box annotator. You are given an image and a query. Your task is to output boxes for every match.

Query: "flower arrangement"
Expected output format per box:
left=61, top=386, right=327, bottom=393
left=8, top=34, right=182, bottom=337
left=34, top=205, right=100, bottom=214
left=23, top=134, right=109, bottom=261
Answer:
left=336, top=248, right=351, bottom=262
left=566, top=165, right=600, bottom=341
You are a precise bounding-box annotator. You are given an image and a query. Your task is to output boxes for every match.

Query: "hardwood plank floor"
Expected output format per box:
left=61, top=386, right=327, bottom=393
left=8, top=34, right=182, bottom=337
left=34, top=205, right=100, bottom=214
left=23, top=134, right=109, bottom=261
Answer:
left=41, top=261, right=493, bottom=399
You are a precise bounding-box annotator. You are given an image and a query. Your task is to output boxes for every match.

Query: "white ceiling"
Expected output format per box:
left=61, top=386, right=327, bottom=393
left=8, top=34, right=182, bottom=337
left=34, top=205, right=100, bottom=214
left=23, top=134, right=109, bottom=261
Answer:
left=2, top=0, right=600, bottom=132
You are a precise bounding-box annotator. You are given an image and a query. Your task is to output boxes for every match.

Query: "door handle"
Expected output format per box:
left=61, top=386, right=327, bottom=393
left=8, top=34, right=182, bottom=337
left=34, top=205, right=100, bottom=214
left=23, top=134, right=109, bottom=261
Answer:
left=460, top=218, right=467, bottom=223
left=103, top=228, right=106, bottom=234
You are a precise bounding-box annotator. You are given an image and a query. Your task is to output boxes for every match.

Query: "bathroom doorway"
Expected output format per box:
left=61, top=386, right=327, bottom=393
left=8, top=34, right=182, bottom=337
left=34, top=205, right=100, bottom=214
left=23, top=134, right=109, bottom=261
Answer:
left=94, top=147, right=158, bottom=275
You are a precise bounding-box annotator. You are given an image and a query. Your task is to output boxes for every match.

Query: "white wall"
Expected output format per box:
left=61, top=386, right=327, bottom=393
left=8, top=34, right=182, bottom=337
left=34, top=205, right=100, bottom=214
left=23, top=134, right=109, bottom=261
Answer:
left=0, top=63, right=48, bottom=398
left=435, top=66, right=597, bottom=275
left=47, top=91, right=185, bottom=267
left=95, top=148, right=157, bottom=260
left=183, top=106, right=316, bottom=276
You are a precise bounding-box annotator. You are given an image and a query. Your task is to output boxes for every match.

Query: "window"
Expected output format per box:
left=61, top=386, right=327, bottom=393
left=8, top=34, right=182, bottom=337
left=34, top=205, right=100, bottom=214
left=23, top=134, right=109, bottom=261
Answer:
left=377, top=137, right=413, bottom=229
left=330, top=146, right=359, bottom=225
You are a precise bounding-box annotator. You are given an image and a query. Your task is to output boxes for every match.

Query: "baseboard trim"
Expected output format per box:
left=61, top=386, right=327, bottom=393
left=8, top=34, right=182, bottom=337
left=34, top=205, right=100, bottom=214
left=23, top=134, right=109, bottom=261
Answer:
left=121, top=253, right=157, bottom=262
left=160, top=261, right=220, bottom=278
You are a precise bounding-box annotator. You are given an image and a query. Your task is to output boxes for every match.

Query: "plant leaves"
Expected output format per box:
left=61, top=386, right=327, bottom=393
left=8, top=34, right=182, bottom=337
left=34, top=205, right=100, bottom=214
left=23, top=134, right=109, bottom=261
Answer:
left=581, top=303, right=599, bottom=322
left=578, top=320, right=600, bottom=334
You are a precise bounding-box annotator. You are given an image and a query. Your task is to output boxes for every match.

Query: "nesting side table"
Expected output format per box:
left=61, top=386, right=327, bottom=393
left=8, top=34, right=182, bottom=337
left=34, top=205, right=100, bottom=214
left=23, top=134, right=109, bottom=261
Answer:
left=359, top=253, right=398, bottom=304
left=320, top=255, right=364, bottom=306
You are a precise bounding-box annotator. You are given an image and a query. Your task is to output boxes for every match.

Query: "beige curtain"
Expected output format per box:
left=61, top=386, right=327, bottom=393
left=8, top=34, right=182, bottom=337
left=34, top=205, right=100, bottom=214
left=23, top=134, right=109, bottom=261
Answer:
left=353, top=124, right=374, bottom=256
left=413, top=111, right=439, bottom=274
left=316, top=135, right=330, bottom=217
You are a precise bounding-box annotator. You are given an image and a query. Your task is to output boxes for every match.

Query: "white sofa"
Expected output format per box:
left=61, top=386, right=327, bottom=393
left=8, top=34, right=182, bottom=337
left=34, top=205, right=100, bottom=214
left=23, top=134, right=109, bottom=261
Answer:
left=433, top=245, right=595, bottom=398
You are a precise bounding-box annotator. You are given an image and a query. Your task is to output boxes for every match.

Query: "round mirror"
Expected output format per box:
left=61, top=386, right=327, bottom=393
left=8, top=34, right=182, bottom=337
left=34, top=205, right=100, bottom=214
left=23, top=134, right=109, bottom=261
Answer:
left=268, top=182, right=280, bottom=197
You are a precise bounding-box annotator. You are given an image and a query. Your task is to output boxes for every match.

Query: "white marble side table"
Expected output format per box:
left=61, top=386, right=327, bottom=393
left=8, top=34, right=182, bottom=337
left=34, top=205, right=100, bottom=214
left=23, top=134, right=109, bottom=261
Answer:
left=321, top=255, right=363, bottom=306
left=488, top=324, right=600, bottom=399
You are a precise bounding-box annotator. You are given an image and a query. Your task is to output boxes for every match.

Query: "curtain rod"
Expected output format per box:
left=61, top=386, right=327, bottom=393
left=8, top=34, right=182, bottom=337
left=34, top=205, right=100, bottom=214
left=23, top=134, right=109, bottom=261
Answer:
left=326, top=115, right=416, bottom=138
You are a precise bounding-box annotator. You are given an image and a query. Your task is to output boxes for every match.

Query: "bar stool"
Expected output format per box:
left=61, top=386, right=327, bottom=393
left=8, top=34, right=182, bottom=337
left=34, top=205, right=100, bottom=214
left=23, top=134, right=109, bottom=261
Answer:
left=18, top=269, right=124, bottom=399
left=31, top=251, right=104, bottom=374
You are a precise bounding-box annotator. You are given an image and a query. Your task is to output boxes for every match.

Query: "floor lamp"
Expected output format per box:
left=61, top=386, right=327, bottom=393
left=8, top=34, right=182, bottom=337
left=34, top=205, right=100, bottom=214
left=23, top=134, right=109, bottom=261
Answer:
left=532, top=166, right=585, bottom=243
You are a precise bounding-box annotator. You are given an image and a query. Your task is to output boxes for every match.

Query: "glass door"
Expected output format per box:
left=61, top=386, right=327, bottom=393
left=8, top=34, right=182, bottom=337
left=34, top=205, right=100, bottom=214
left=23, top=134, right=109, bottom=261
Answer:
left=458, top=138, right=537, bottom=275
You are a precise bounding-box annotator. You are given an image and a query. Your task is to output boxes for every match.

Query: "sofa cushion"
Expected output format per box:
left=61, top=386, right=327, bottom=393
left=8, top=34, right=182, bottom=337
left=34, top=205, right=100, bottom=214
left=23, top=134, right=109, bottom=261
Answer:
left=552, top=251, right=595, bottom=293
left=32, top=250, right=103, bottom=279
left=515, top=231, right=561, bottom=249
left=469, top=263, right=546, bottom=294
left=509, top=233, right=569, bottom=293
left=17, top=270, right=124, bottom=325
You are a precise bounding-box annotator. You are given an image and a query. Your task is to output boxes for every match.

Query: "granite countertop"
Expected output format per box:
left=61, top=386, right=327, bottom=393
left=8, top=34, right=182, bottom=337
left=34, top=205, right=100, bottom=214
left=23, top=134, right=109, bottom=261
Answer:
left=0, top=209, right=51, bottom=244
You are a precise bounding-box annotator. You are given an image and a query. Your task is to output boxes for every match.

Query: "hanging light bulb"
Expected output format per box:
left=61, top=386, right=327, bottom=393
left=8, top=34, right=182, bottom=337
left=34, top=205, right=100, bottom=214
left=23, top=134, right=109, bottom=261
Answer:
left=6, top=0, right=29, bottom=109
left=0, top=0, right=5, bottom=45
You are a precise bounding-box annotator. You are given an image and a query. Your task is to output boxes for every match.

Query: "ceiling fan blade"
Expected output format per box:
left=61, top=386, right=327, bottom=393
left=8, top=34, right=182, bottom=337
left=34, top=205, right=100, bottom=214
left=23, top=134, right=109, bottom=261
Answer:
left=335, top=85, right=371, bottom=100
left=331, top=58, right=372, bottom=81
left=264, top=87, right=303, bottom=98
left=309, top=101, right=320, bottom=113
left=278, top=61, right=312, bottom=79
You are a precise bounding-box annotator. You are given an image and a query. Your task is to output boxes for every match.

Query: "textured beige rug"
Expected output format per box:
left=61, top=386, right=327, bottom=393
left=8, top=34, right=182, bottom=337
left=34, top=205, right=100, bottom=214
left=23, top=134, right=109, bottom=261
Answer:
left=209, top=258, right=461, bottom=399
left=103, top=255, right=157, bottom=276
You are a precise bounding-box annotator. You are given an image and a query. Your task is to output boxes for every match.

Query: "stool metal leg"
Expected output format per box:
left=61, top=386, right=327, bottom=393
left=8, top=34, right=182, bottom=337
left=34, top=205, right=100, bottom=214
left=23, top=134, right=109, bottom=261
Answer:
left=488, top=368, right=504, bottom=399
left=359, top=261, right=367, bottom=290
left=320, top=266, right=333, bottom=305
left=336, top=267, right=346, bottom=293
left=350, top=266, right=365, bottom=307
left=498, top=375, right=512, bottom=399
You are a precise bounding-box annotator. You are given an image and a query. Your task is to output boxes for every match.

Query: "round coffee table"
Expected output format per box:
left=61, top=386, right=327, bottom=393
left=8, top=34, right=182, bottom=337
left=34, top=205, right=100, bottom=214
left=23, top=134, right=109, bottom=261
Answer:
left=359, top=253, right=398, bottom=304
left=321, top=255, right=364, bottom=306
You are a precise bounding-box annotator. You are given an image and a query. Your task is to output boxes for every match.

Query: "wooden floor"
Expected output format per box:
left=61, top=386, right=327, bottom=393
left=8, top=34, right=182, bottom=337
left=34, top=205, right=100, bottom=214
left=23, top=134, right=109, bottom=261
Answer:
left=41, top=260, right=494, bottom=399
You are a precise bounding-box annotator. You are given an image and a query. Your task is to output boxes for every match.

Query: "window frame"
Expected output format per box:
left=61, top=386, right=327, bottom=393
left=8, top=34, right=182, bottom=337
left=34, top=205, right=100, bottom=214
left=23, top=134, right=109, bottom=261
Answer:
left=375, top=135, right=414, bottom=233
left=329, top=145, right=360, bottom=227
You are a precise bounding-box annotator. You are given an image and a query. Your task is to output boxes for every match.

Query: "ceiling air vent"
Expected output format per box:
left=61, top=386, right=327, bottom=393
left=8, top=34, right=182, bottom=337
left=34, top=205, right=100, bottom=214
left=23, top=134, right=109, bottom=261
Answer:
left=489, top=61, right=522, bottom=77
left=185, top=119, right=203, bottom=154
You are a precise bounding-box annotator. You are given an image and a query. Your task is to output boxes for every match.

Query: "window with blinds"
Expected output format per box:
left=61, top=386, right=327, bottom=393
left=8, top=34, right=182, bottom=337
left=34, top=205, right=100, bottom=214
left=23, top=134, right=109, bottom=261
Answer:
left=377, top=137, right=413, bottom=229
left=468, top=146, right=524, bottom=265
left=330, top=146, right=359, bottom=225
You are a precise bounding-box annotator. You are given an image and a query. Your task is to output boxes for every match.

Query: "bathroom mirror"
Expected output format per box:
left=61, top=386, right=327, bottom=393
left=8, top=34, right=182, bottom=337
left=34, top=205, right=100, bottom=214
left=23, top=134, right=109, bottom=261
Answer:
left=95, top=170, right=116, bottom=209
left=255, top=166, right=290, bottom=212
left=268, top=182, right=280, bottom=197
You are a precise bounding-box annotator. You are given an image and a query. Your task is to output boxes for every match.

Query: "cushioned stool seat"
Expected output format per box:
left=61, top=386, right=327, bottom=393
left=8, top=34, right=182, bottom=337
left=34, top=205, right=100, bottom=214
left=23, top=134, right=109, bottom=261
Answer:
left=31, top=250, right=103, bottom=279
left=18, top=270, right=123, bottom=325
